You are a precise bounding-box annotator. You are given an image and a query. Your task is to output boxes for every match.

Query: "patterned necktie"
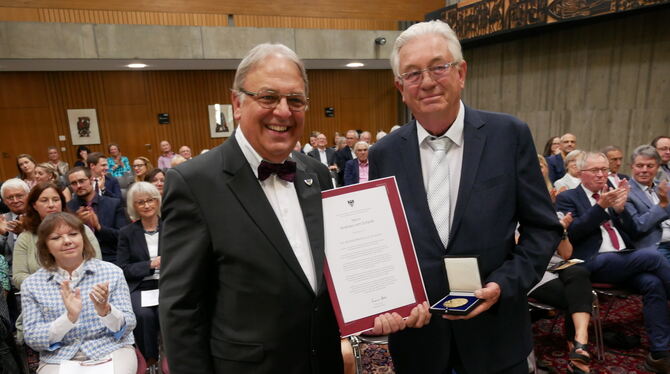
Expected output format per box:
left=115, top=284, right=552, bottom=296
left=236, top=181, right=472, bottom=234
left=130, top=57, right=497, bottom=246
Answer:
left=427, top=136, right=453, bottom=248
left=592, top=193, right=620, bottom=250
left=93, top=178, right=101, bottom=196
left=258, top=160, right=297, bottom=182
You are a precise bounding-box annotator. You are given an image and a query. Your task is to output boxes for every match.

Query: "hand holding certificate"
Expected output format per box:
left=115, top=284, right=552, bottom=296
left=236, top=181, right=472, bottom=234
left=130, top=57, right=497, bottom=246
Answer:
left=322, top=177, right=429, bottom=337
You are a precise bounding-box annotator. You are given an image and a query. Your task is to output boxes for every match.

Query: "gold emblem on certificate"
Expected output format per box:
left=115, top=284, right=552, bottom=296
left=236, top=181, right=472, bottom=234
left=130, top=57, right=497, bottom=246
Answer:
left=443, top=298, right=469, bottom=308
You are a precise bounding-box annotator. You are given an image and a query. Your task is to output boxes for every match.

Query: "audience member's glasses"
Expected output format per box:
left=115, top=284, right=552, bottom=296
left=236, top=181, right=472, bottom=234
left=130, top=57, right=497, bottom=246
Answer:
left=69, top=178, right=89, bottom=186
left=581, top=168, right=609, bottom=175
left=4, top=193, right=26, bottom=202
left=132, top=163, right=146, bottom=168
left=134, top=198, right=157, bottom=206
left=397, top=61, right=460, bottom=86
left=238, top=88, right=309, bottom=112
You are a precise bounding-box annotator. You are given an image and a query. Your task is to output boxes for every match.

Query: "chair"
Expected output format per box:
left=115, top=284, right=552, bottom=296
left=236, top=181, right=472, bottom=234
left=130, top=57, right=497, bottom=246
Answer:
left=591, top=283, right=631, bottom=321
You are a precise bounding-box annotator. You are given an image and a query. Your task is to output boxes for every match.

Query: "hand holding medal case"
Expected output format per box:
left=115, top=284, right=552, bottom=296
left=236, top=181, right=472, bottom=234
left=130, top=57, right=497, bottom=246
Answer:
left=429, top=256, right=483, bottom=315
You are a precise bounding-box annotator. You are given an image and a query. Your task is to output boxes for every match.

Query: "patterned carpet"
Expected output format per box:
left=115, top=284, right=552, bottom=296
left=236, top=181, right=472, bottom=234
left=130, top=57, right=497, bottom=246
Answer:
left=358, top=295, right=654, bottom=374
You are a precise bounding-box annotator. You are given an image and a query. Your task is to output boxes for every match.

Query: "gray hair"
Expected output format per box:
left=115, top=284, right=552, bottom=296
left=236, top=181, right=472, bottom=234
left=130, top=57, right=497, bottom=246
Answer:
left=601, top=145, right=622, bottom=155
left=1, top=178, right=30, bottom=198
left=631, top=144, right=661, bottom=164
left=575, top=151, right=607, bottom=171
left=563, top=150, right=583, bottom=168
left=353, top=141, right=369, bottom=152
left=232, top=43, right=308, bottom=101
left=390, top=20, right=463, bottom=78
left=126, top=182, right=162, bottom=221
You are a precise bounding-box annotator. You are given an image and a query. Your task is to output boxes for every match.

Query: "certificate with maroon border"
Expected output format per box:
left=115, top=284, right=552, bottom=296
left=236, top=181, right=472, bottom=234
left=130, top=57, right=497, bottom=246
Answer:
left=322, top=176, right=427, bottom=337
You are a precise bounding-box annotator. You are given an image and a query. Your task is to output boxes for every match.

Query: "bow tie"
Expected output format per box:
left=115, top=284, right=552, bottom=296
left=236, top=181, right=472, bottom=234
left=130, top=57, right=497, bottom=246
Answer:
left=258, top=160, right=296, bottom=182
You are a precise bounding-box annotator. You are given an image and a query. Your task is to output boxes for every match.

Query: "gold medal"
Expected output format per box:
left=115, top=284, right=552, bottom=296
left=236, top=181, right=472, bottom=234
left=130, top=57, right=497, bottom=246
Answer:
left=443, top=298, right=469, bottom=308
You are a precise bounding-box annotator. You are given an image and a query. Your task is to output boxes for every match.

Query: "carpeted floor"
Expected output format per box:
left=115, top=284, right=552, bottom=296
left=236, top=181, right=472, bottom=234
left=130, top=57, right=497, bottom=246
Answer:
left=358, top=294, right=654, bottom=374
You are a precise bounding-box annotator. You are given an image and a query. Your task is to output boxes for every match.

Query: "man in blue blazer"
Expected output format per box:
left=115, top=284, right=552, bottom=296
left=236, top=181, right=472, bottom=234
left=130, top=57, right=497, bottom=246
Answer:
left=556, top=151, right=670, bottom=372
left=369, top=21, right=562, bottom=374
left=87, top=152, right=122, bottom=201
left=546, top=133, right=577, bottom=183
left=343, top=141, right=369, bottom=185
left=66, top=166, right=128, bottom=262
left=625, top=145, right=670, bottom=262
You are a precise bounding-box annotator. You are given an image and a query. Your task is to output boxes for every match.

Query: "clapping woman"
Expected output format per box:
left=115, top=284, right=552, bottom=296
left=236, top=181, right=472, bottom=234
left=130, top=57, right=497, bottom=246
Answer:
left=21, top=212, right=137, bottom=374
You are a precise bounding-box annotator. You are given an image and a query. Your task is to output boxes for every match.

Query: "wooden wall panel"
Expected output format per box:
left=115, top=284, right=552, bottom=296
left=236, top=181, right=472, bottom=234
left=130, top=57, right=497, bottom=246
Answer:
left=0, top=70, right=398, bottom=180
left=462, top=8, right=670, bottom=175
left=235, top=15, right=397, bottom=30
left=0, top=0, right=443, bottom=21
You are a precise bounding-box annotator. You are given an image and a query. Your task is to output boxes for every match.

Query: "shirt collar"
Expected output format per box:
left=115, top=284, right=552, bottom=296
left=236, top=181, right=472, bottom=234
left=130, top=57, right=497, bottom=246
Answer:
left=48, top=259, right=95, bottom=283
left=632, top=178, right=654, bottom=192
left=235, top=127, right=289, bottom=179
left=416, top=100, right=465, bottom=148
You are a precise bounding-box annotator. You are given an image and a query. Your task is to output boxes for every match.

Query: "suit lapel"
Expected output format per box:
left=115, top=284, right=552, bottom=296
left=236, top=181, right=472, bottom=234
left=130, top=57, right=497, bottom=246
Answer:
left=631, top=182, right=654, bottom=209
left=449, top=107, right=486, bottom=247
left=223, top=137, right=315, bottom=294
left=132, top=222, right=150, bottom=260
left=293, top=157, right=325, bottom=293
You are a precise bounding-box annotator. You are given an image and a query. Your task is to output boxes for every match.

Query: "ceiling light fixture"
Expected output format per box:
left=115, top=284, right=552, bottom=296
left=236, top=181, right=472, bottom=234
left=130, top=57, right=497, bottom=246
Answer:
left=127, top=63, right=148, bottom=69
left=346, top=62, right=364, bottom=68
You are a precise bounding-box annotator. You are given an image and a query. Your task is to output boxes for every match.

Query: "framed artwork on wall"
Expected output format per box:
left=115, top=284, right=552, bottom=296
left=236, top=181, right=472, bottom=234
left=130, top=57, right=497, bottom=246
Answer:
left=67, top=109, right=101, bottom=145
left=208, top=104, right=234, bottom=138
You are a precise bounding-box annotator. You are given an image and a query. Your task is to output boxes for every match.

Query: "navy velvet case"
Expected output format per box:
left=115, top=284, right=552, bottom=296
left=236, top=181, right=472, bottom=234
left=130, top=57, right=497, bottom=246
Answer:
left=429, top=256, right=483, bottom=315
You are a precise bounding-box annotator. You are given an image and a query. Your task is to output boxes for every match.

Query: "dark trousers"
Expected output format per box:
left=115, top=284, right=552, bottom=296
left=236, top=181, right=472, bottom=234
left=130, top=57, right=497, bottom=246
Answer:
left=130, top=280, right=160, bottom=361
left=529, top=265, right=593, bottom=339
left=587, top=248, right=670, bottom=352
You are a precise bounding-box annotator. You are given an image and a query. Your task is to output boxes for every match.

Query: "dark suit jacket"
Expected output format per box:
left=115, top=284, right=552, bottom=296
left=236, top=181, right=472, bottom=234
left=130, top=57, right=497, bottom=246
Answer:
left=116, top=220, right=161, bottom=293
left=103, top=173, right=122, bottom=201
left=343, top=159, right=360, bottom=185
left=368, top=107, right=561, bottom=374
left=307, top=147, right=336, bottom=167
left=546, top=153, right=565, bottom=183
left=624, top=180, right=670, bottom=249
left=67, top=194, right=128, bottom=262
left=159, top=136, right=343, bottom=374
left=334, top=146, right=354, bottom=185
left=556, top=185, right=636, bottom=261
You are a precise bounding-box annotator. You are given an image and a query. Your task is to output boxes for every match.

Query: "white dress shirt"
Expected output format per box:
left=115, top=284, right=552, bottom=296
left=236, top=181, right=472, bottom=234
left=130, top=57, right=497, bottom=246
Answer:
left=235, top=128, right=317, bottom=291
left=318, top=148, right=328, bottom=166
left=581, top=185, right=625, bottom=253
left=417, top=100, right=465, bottom=225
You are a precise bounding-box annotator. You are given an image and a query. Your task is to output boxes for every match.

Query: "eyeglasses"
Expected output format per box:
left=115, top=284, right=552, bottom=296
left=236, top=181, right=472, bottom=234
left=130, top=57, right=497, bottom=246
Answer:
left=238, top=88, right=309, bottom=112
left=132, top=163, right=146, bottom=168
left=581, top=167, right=610, bottom=175
left=134, top=198, right=157, bottom=206
left=397, top=61, right=460, bottom=86
left=69, top=178, right=89, bottom=186
left=4, top=193, right=26, bottom=202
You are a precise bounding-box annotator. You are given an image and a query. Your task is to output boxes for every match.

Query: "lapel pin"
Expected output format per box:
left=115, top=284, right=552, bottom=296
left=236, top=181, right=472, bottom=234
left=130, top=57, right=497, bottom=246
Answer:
left=304, top=178, right=313, bottom=186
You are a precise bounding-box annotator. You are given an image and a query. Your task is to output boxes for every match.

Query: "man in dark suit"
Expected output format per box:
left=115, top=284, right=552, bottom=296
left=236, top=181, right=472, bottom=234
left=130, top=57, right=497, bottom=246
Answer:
left=307, top=133, right=337, bottom=169
left=368, top=20, right=562, bottom=374
left=547, top=133, right=577, bottom=183
left=556, top=151, right=670, bottom=372
left=602, top=145, right=629, bottom=188
left=159, top=43, right=423, bottom=374
left=343, top=141, right=369, bottom=185
left=334, top=130, right=358, bottom=185
left=87, top=152, right=122, bottom=201
left=66, top=166, right=128, bottom=262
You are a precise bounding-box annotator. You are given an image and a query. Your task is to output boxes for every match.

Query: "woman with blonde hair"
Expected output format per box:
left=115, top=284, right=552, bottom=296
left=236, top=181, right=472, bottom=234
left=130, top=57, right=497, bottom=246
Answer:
left=131, top=157, right=154, bottom=184
left=34, top=163, right=72, bottom=202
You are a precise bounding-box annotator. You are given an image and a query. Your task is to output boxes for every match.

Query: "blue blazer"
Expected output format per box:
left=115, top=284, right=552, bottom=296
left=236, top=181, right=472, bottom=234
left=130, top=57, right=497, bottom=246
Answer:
left=116, top=220, right=162, bottom=293
left=334, top=146, right=354, bottom=185
left=546, top=154, right=565, bottom=183
left=624, top=180, right=670, bottom=249
left=369, top=106, right=562, bottom=373
left=556, top=185, right=637, bottom=261
left=67, top=194, right=128, bottom=262
left=343, top=159, right=360, bottom=185
left=103, top=174, right=122, bottom=201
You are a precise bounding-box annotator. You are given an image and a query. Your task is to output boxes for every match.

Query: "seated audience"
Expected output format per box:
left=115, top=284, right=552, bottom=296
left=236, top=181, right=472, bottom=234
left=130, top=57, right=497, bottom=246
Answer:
left=602, top=145, right=628, bottom=188
left=375, top=131, right=387, bottom=143
left=34, top=163, right=72, bottom=202
left=302, top=131, right=319, bottom=154
left=46, top=147, right=69, bottom=177
left=144, top=169, right=165, bottom=196
left=624, top=145, right=670, bottom=263
left=308, top=133, right=337, bottom=170
left=131, top=157, right=154, bottom=184
left=359, top=131, right=372, bottom=144
left=556, top=151, right=670, bottom=373
left=157, top=141, right=175, bottom=170
left=652, top=136, right=670, bottom=184
left=547, top=133, right=577, bottom=183
left=13, top=182, right=101, bottom=290
left=73, top=146, right=90, bottom=168
left=178, top=146, right=192, bottom=160
left=529, top=212, right=593, bottom=373
left=170, top=155, right=186, bottom=167
left=554, top=150, right=583, bottom=191
left=107, top=143, right=131, bottom=178
left=21, top=212, right=136, bottom=374
left=1, top=179, right=29, bottom=269
left=543, top=136, right=561, bottom=157
left=66, top=168, right=127, bottom=263
left=17, top=154, right=38, bottom=189
left=87, top=152, right=122, bottom=201
left=116, top=182, right=162, bottom=367
left=344, top=141, right=370, bottom=185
